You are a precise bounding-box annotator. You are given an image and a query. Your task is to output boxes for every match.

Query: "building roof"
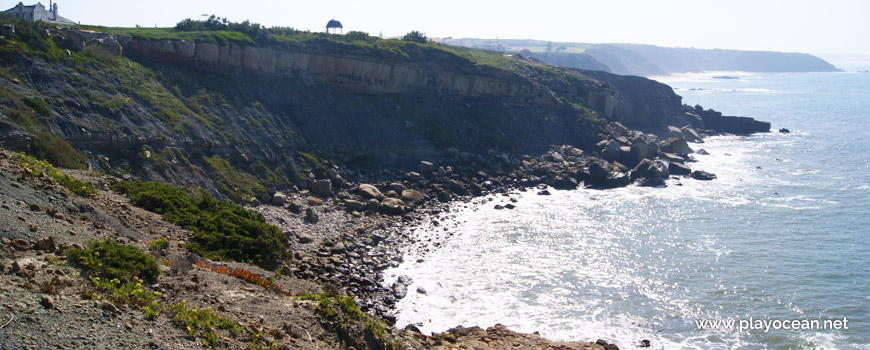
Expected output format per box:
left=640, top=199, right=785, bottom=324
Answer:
left=326, top=19, right=342, bottom=28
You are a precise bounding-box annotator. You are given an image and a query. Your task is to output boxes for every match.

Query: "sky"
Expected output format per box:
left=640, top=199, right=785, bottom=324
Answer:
left=7, top=0, right=870, bottom=59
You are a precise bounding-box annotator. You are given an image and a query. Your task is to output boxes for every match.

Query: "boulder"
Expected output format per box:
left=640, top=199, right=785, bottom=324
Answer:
left=779, top=128, right=791, bottom=133
left=436, top=191, right=451, bottom=203
left=271, top=192, right=287, bottom=206
left=551, top=176, right=578, bottom=190
left=661, top=138, right=694, bottom=155
left=310, top=179, right=332, bottom=197
left=601, top=140, right=620, bottom=160
left=665, top=125, right=683, bottom=138
left=668, top=162, right=692, bottom=176
left=366, top=199, right=380, bottom=212
left=379, top=198, right=408, bottom=215
left=681, top=126, right=704, bottom=143
left=305, top=208, right=319, bottom=223
left=417, top=161, right=435, bottom=173
left=629, top=136, right=659, bottom=164
left=297, top=233, right=314, bottom=244
left=630, top=159, right=653, bottom=180
left=604, top=172, right=631, bottom=188
left=358, top=184, right=385, bottom=201
left=401, top=189, right=424, bottom=203
left=587, top=159, right=611, bottom=181
left=660, top=152, right=685, bottom=163
left=344, top=199, right=366, bottom=212
left=388, top=182, right=406, bottom=193
left=648, top=160, right=670, bottom=179
left=691, top=170, right=717, bottom=181
left=35, top=236, right=56, bottom=252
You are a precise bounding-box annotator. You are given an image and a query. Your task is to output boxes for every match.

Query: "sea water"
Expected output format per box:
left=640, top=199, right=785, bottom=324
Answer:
left=386, top=71, right=870, bottom=349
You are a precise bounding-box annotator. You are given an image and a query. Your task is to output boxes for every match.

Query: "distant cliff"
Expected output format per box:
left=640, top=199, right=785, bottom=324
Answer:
left=459, top=39, right=840, bottom=77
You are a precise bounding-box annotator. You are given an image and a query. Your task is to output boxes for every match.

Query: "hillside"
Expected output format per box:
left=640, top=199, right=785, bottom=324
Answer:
left=451, top=38, right=840, bottom=76
left=0, top=16, right=774, bottom=350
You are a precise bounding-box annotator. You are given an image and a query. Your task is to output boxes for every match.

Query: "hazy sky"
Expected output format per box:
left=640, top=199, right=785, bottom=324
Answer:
left=10, top=0, right=870, bottom=56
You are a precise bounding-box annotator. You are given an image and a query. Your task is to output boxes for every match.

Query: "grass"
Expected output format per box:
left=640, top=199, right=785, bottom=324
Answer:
left=111, top=180, right=287, bottom=269
left=14, top=152, right=96, bottom=197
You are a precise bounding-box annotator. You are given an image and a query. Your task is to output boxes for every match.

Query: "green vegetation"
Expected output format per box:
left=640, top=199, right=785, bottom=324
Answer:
left=402, top=31, right=428, bottom=44
left=171, top=301, right=242, bottom=348
left=203, top=155, right=261, bottom=201
left=14, top=152, right=96, bottom=197
left=66, top=238, right=161, bottom=282
left=111, top=180, right=286, bottom=268
left=28, top=131, right=88, bottom=170
left=66, top=238, right=162, bottom=318
left=148, top=238, right=170, bottom=251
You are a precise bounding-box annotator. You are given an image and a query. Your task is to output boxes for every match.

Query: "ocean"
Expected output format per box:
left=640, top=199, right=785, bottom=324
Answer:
left=385, top=71, right=870, bottom=349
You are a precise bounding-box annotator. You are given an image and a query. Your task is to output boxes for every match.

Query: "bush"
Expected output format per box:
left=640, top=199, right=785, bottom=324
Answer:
left=111, top=181, right=287, bottom=268
left=66, top=238, right=160, bottom=282
left=14, top=152, right=96, bottom=196
left=402, top=31, right=428, bottom=44
left=29, top=131, right=88, bottom=169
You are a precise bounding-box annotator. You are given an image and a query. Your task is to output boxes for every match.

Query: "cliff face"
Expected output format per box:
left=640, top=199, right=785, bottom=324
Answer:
left=0, top=27, right=767, bottom=199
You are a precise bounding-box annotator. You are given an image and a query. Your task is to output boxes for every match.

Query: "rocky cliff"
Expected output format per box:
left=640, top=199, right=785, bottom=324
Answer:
left=0, top=24, right=767, bottom=200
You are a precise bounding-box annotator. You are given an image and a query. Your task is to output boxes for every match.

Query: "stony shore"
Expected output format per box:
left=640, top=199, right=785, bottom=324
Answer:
left=0, top=143, right=630, bottom=349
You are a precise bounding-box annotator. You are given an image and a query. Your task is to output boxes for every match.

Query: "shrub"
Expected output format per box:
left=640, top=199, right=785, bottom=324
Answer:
left=66, top=238, right=160, bottom=282
left=402, top=31, right=428, bottom=44
left=111, top=181, right=287, bottom=268
left=14, top=152, right=96, bottom=196
left=28, top=131, right=88, bottom=169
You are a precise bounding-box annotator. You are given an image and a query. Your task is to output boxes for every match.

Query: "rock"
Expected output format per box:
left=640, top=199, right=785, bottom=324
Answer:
left=271, top=192, right=287, bottom=206
left=416, top=286, right=427, bottom=294
left=401, top=189, right=424, bottom=203
left=661, top=137, right=693, bottom=154
left=344, top=199, right=365, bottom=211
left=378, top=198, right=408, bottom=215
left=397, top=275, right=413, bottom=285
left=297, top=233, right=314, bottom=244
left=697, top=149, right=710, bottom=155
left=40, top=295, right=54, bottom=309
left=665, top=125, right=683, bottom=138
left=537, top=190, right=551, bottom=196
left=12, top=238, right=31, bottom=251
left=257, top=191, right=272, bottom=204
left=648, top=160, right=669, bottom=179
left=388, top=182, right=406, bottom=193
left=100, top=301, right=119, bottom=314
left=358, top=184, right=385, bottom=201
left=691, top=170, right=717, bottom=181
left=307, top=196, right=323, bottom=206
left=436, top=191, right=451, bottom=203
left=504, top=203, right=516, bottom=209
left=331, top=242, right=346, bottom=254
left=310, top=179, right=332, bottom=197
left=601, top=140, right=620, bottom=160
left=630, top=159, right=653, bottom=180
left=779, top=128, right=791, bottom=133
left=660, top=152, right=685, bottom=163
left=392, top=282, right=408, bottom=299
left=551, top=176, right=578, bottom=190
left=305, top=208, right=319, bottom=223
left=682, top=126, right=704, bottom=143
left=640, top=339, right=652, bottom=347
left=603, top=172, right=631, bottom=188
left=287, top=201, right=302, bottom=214
left=668, top=162, right=692, bottom=176
left=587, top=159, right=611, bottom=181
left=35, top=236, right=56, bottom=252
left=494, top=204, right=504, bottom=210
left=629, top=136, right=659, bottom=164
left=417, top=161, right=435, bottom=173
left=366, top=199, right=379, bottom=212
